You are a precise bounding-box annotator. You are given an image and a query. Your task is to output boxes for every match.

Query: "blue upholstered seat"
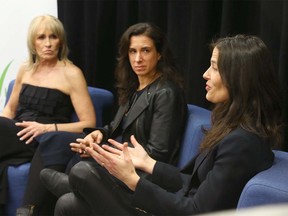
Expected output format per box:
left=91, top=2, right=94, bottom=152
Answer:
left=4, top=79, right=114, bottom=216
left=237, top=150, right=288, bottom=208
left=6, top=163, right=31, bottom=216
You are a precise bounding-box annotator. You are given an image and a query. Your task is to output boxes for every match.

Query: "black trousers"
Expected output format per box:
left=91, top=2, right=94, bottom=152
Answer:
left=55, top=161, right=147, bottom=216
left=22, top=149, right=65, bottom=215
left=22, top=132, right=83, bottom=215
left=0, top=117, right=35, bottom=208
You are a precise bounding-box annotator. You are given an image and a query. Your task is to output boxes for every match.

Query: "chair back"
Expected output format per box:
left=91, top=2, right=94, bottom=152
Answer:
left=177, top=104, right=211, bottom=168
left=70, top=86, right=114, bottom=126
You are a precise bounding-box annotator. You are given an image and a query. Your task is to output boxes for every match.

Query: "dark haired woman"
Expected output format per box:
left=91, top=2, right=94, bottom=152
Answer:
left=41, top=22, right=187, bottom=215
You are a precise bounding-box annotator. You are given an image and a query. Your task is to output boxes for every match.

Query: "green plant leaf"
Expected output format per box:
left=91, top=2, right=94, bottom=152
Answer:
left=0, top=60, right=13, bottom=96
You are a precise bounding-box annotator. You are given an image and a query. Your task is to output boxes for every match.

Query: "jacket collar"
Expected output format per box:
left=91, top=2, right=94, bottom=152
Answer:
left=181, top=148, right=210, bottom=176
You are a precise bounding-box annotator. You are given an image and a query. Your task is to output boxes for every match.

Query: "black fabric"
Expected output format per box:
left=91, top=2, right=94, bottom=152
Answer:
left=22, top=149, right=65, bottom=216
left=15, top=84, right=73, bottom=123
left=57, top=0, right=288, bottom=150
left=131, top=128, right=274, bottom=215
left=100, top=77, right=187, bottom=166
left=35, top=131, right=83, bottom=167
left=56, top=161, right=144, bottom=215
left=0, top=117, right=36, bottom=205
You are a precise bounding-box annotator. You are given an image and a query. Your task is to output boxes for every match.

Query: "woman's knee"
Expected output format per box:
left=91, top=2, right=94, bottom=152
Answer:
left=69, top=161, right=98, bottom=186
left=54, top=193, right=72, bottom=216
left=55, top=193, right=90, bottom=216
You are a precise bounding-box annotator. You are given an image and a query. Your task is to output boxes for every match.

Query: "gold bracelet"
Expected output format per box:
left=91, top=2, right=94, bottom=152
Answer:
left=54, top=123, right=58, bottom=131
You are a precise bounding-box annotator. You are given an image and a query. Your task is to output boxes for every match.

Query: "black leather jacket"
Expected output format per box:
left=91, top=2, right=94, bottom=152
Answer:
left=88, top=77, right=187, bottom=166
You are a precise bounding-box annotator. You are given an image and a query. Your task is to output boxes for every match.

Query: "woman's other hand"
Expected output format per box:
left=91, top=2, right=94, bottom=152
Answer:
left=16, top=121, right=54, bottom=144
left=70, top=130, right=103, bottom=157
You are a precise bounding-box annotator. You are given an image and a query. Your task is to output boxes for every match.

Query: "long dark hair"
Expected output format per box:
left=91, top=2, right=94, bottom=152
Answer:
left=115, top=22, right=183, bottom=105
left=201, top=35, right=283, bottom=150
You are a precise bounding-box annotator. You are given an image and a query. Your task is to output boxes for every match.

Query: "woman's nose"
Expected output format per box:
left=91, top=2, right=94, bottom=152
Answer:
left=135, top=52, right=142, bottom=62
left=203, top=68, right=210, bottom=80
left=45, top=39, right=51, bottom=46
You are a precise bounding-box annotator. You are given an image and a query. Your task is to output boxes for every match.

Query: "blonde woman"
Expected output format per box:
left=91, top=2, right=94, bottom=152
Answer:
left=0, top=15, right=95, bottom=215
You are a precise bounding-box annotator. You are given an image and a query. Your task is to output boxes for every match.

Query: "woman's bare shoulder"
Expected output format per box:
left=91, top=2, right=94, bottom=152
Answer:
left=16, top=62, right=32, bottom=81
left=62, top=61, right=84, bottom=77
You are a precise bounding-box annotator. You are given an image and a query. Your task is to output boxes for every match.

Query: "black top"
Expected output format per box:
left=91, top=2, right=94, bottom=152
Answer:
left=14, top=84, right=73, bottom=123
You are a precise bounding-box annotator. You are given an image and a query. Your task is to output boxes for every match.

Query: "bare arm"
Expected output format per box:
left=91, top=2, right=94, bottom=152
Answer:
left=54, top=64, right=96, bottom=132
left=1, top=66, right=25, bottom=118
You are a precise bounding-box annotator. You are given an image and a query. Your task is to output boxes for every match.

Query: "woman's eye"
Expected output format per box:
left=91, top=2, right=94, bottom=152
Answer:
left=38, top=35, right=45, bottom=40
left=50, top=34, right=58, bottom=39
left=129, top=50, right=136, bottom=54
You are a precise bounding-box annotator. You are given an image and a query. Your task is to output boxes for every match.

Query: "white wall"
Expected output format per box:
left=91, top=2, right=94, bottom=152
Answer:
left=0, top=0, right=57, bottom=110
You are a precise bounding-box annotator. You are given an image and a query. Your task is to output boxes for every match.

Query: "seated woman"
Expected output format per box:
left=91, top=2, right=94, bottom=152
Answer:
left=70, top=22, right=187, bottom=167
left=53, top=35, right=283, bottom=215
left=0, top=15, right=96, bottom=215
left=40, top=22, right=187, bottom=215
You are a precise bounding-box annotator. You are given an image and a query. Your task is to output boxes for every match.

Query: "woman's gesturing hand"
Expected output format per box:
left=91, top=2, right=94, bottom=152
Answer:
left=86, top=140, right=140, bottom=190
left=106, top=135, right=155, bottom=172
left=85, top=135, right=157, bottom=190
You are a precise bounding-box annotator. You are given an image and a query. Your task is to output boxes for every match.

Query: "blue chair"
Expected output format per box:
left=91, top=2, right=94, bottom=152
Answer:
left=177, top=104, right=211, bottom=168
left=4, top=79, right=114, bottom=216
left=237, top=150, right=288, bottom=209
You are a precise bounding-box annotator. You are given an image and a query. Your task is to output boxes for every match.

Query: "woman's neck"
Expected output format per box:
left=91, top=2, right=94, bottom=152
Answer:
left=38, top=59, right=59, bottom=68
left=137, top=72, right=161, bottom=90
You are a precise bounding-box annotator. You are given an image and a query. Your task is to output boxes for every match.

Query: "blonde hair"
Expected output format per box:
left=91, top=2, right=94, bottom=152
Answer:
left=26, top=15, right=70, bottom=70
